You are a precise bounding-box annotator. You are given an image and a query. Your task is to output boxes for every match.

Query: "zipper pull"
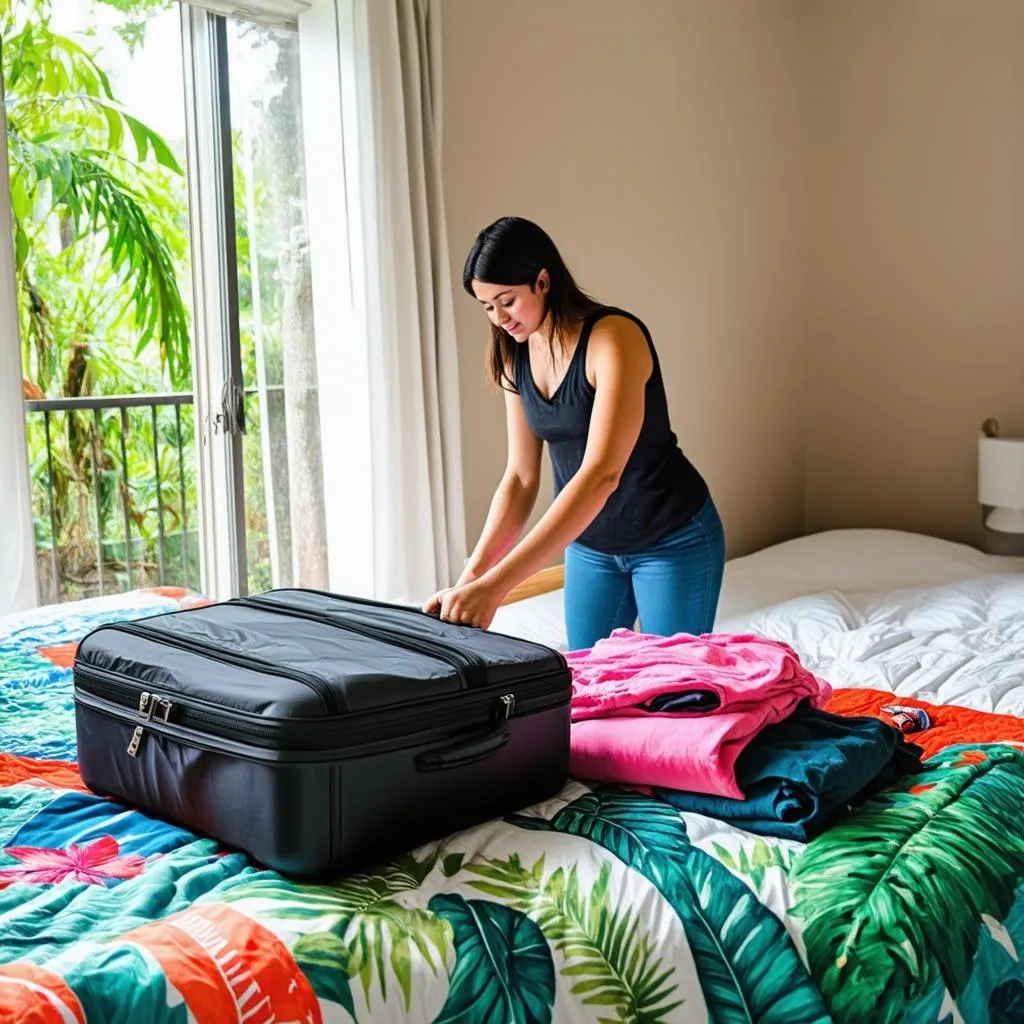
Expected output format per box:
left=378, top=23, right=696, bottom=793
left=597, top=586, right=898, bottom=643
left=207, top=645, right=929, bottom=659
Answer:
left=139, top=691, right=151, bottom=717
left=153, top=698, right=173, bottom=723
left=499, top=694, right=516, bottom=719
left=127, top=725, right=145, bottom=757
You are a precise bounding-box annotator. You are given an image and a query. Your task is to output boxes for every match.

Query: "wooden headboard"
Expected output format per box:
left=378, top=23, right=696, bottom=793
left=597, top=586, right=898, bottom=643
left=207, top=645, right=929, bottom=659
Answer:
left=501, top=564, right=564, bottom=605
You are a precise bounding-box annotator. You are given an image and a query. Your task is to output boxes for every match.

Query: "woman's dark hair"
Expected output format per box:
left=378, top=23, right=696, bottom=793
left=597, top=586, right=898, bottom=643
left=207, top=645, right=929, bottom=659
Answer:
left=462, top=217, right=601, bottom=391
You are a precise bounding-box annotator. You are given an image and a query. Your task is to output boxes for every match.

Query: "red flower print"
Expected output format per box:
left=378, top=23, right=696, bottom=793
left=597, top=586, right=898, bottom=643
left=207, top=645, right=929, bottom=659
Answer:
left=953, top=749, right=988, bottom=768
left=908, top=783, right=937, bottom=795
left=0, top=835, right=147, bottom=888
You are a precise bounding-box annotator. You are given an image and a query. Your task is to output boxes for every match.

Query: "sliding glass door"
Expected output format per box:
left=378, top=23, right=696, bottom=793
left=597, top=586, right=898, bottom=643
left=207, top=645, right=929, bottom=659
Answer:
left=3, top=0, right=327, bottom=603
left=223, top=16, right=327, bottom=595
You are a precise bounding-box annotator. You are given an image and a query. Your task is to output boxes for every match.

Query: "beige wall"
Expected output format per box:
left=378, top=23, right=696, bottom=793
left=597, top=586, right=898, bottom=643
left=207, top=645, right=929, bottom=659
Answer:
left=441, top=0, right=810, bottom=559
left=442, top=0, right=1024, bottom=561
left=805, top=0, right=1024, bottom=547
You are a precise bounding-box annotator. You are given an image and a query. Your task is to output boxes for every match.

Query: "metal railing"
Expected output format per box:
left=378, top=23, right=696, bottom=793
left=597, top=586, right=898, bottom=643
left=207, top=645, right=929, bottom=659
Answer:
left=24, top=392, right=196, bottom=603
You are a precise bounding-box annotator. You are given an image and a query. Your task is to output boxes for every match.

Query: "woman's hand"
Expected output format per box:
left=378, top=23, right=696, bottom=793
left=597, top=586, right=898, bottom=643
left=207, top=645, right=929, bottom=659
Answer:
left=422, top=575, right=508, bottom=630
left=422, top=565, right=477, bottom=617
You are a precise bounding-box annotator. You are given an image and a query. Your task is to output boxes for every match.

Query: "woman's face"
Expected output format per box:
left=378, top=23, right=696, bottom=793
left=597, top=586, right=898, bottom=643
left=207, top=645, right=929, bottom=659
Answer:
left=471, top=274, right=549, bottom=341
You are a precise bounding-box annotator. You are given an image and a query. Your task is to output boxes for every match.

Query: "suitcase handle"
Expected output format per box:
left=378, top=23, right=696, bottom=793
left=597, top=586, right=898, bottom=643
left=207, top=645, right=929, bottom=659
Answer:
left=415, top=723, right=510, bottom=772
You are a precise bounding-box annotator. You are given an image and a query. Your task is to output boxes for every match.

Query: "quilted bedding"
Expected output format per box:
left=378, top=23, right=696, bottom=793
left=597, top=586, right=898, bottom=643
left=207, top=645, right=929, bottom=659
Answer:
left=4, top=588, right=1024, bottom=1023
left=720, top=572, right=1024, bottom=715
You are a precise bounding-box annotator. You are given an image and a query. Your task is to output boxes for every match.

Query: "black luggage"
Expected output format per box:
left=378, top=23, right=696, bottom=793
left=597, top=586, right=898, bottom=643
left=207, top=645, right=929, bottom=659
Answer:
left=72, top=589, right=572, bottom=878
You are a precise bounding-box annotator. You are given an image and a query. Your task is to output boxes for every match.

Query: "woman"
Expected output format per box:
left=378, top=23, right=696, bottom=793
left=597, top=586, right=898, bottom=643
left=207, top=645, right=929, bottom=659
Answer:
left=425, top=217, right=725, bottom=650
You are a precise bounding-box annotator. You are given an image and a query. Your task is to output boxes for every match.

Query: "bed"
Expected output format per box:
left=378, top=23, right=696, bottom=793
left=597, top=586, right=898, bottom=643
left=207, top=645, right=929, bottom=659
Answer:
left=3, top=531, right=1024, bottom=1024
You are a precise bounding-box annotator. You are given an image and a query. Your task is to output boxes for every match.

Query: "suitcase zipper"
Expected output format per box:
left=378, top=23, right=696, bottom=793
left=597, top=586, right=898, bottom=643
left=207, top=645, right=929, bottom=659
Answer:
left=263, top=587, right=569, bottom=664
left=101, top=620, right=338, bottom=713
left=75, top=664, right=568, bottom=757
left=237, top=594, right=487, bottom=689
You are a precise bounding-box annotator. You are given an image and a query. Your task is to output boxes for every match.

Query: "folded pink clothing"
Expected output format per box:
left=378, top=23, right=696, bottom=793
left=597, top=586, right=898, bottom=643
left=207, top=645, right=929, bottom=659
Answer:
left=571, top=695, right=810, bottom=797
left=567, top=630, right=831, bottom=798
left=568, top=630, right=829, bottom=721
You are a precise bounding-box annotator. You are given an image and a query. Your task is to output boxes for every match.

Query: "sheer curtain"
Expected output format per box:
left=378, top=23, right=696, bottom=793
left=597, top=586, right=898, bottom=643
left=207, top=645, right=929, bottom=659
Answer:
left=359, top=0, right=466, bottom=602
left=301, top=0, right=466, bottom=603
left=0, top=98, right=39, bottom=615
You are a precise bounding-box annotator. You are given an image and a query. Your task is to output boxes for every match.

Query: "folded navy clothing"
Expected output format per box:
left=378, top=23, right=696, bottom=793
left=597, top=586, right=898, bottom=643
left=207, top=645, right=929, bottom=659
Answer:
left=641, top=690, right=721, bottom=714
left=654, top=704, right=925, bottom=841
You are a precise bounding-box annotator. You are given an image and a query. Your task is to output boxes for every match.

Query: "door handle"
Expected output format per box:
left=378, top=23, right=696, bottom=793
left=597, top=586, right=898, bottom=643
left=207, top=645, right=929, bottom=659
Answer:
left=215, top=380, right=246, bottom=436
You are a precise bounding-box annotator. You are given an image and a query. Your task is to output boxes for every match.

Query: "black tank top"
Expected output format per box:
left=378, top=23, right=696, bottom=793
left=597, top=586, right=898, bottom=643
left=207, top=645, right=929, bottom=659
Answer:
left=515, top=306, right=709, bottom=554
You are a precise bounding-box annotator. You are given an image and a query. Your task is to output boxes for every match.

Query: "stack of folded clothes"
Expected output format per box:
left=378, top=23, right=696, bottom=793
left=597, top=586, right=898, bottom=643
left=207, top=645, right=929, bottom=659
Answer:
left=567, top=629, right=925, bottom=841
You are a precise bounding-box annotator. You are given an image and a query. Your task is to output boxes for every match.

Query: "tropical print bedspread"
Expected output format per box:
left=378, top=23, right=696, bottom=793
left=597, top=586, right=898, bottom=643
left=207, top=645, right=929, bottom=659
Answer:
left=4, top=594, right=1024, bottom=1023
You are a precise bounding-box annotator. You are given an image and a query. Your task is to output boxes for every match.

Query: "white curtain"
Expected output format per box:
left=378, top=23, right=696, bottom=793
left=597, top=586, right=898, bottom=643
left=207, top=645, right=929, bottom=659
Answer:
left=301, top=0, right=466, bottom=602
left=0, top=98, right=39, bottom=615
left=362, top=0, right=466, bottom=602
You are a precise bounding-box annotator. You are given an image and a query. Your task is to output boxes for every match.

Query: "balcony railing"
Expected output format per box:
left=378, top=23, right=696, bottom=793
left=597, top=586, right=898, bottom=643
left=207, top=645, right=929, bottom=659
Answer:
left=23, top=392, right=198, bottom=605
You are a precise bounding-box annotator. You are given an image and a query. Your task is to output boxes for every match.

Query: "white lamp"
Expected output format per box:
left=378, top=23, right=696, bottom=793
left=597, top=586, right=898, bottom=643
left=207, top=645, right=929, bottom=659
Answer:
left=979, top=433, right=1024, bottom=534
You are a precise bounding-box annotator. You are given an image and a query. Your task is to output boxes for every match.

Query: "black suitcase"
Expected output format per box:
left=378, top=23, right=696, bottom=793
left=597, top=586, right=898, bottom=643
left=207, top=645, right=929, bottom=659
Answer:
left=72, top=588, right=572, bottom=878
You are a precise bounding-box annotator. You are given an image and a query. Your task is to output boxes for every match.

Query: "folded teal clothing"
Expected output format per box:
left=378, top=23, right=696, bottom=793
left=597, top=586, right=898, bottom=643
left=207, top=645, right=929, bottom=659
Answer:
left=654, top=704, right=925, bottom=841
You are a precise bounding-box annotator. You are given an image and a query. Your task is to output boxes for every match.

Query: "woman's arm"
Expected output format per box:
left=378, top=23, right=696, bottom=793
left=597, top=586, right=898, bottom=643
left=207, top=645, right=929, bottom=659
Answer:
left=461, top=389, right=543, bottom=580
left=424, top=387, right=541, bottom=612
left=437, top=317, right=653, bottom=626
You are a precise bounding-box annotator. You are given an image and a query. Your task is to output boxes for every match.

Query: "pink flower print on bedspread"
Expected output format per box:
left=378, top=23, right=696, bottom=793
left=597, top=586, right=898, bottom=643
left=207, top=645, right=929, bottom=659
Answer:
left=0, top=835, right=146, bottom=888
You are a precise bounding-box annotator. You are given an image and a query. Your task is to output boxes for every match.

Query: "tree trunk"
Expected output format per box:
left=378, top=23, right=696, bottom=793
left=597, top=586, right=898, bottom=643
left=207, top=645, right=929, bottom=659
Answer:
left=281, top=230, right=327, bottom=588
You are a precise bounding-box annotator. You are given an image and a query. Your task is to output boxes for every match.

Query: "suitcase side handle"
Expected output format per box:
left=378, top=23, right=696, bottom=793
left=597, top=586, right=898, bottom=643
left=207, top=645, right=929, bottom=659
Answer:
left=415, top=723, right=510, bottom=772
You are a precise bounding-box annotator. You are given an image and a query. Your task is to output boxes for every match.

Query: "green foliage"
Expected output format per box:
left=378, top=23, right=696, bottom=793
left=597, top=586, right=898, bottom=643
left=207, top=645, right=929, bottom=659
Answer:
left=5, top=1, right=293, bottom=601
left=219, top=850, right=451, bottom=1013
left=95, top=0, right=176, bottom=54
left=711, top=839, right=795, bottom=897
left=510, top=787, right=832, bottom=1024
left=288, top=931, right=356, bottom=1020
left=429, top=893, right=557, bottom=1024
left=3, top=0, right=196, bottom=600
left=789, top=744, right=1024, bottom=1024
left=467, top=854, right=682, bottom=1023
left=3, top=9, right=190, bottom=389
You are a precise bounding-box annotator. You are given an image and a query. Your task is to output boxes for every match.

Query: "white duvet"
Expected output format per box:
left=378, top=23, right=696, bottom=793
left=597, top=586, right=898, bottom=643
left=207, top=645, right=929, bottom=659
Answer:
left=720, top=572, right=1024, bottom=715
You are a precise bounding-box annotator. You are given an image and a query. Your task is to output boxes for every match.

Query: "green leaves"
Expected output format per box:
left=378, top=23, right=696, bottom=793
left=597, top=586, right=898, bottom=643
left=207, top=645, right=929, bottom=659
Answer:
left=13, top=140, right=190, bottom=387
left=713, top=839, right=795, bottom=896
left=513, top=786, right=831, bottom=1024
left=290, top=931, right=356, bottom=1021
left=430, top=894, right=556, bottom=1024
left=467, top=854, right=682, bottom=1023
left=220, top=851, right=450, bottom=1012
left=511, top=787, right=691, bottom=880
left=790, top=744, right=1024, bottom=1024
left=347, top=901, right=451, bottom=1010
left=3, top=11, right=191, bottom=389
left=123, top=111, right=182, bottom=174
left=1, top=19, right=115, bottom=109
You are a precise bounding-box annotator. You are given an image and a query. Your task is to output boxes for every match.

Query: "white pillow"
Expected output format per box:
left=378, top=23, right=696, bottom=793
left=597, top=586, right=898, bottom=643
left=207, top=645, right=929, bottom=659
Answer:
left=717, top=528, right=1015, bottom=621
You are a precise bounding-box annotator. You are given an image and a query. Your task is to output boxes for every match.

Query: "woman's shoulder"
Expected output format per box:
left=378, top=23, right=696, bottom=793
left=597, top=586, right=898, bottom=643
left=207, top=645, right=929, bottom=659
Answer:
left=585, top=308, right=654, bottom=381
left=586, top=305, right=652, bottom=338
left=586, top=307, right=652, bottom=350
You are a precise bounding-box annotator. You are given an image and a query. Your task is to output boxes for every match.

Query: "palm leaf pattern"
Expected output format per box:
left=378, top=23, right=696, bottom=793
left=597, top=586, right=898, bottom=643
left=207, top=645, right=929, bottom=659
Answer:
left=711, top=840, right=795, bottom=898
left=221, top=849, right=450, bottom=1011
left=467, top=853, right=681, bottom=1022
left=429, top=894, right=556, bottom=1024
left=790, top=744, right=1024, bottom=1024
left=344, top=899, right=451, bottom=1010
left=510, top=786, right=831, bottom=1024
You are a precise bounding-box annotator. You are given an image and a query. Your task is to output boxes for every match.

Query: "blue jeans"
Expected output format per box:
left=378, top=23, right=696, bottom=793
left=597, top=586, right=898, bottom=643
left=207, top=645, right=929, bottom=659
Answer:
left=564, top=497, right=726, bottom=650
